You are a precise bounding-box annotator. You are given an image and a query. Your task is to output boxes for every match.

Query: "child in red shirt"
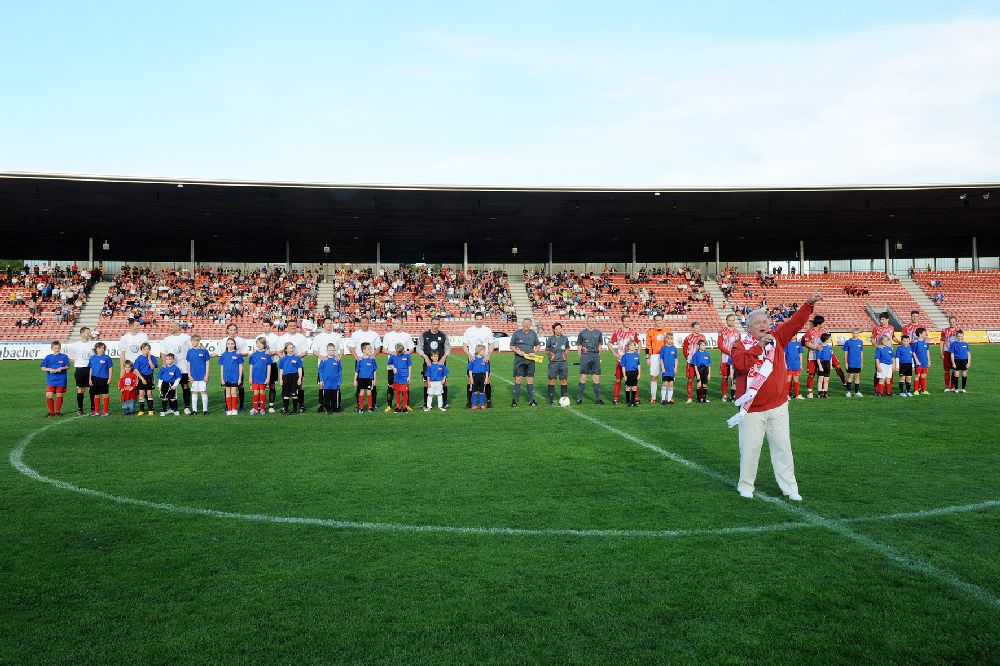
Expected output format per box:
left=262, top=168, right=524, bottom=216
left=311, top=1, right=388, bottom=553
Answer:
left=118, top=359, right=141, bottom=416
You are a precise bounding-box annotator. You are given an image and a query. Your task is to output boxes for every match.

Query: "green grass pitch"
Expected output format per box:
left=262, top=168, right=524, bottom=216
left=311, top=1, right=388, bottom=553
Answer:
left=2, top=348, right=998, bottom=663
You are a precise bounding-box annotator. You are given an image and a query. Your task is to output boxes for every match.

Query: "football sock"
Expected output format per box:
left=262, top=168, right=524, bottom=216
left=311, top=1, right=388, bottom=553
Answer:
left=485, top=384, right=492, bottom=402
left=651, top=381, right=658, bottom=398
left=899, top=381, right=905, bottom=394
left=961, top=375, right=967, bottom=389
left=269, top=386, right=276, bottom=406
left=297, top=388, right=304, bottom=409
left=661, top=386, right=668, bottom=400
left=593, top=384, right=601, bottom=401
left=687, top=379, right=694, bottom=400
left=548, top=385, right=555, bottom=401
left=442, top=385, right=449, bottom=407
left=77, top=392, right=84, bottom=411
left=371, top=386, right=377, bottom=408
left=386, top=384, right=394, bottom=405
left=182, top=386, right=191, bottom=409
left=667, top=388, right=674, bottom=402
left=527, top=384, right=535, bottom=402
left=807, top=374, right=815, bottom=390
left=721, top=379, right=727, bottom=396
left=55, top=394, right=63, bottom=412
left=835, top=365, right=846, bottom=383
left=93, top=396, right=100, bottom=412
left=367, top=394, right=373, bottom=409
left=613, top=379, right=622, bottom=401
left=237, top=385, right=244, bottom=410
left=577, top=382, right=585, bottom=401
left=513, top=383, right=522, bottom=402
left=46, top=396, right=55, bottom=415
left=466, top=385, right=472, bottom=406
left=560, top=384, right=567, bottom=398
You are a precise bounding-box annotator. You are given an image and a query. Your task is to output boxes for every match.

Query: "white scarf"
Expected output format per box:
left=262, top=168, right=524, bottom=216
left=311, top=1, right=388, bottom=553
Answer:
left=727, top=332, right=777, bottom=428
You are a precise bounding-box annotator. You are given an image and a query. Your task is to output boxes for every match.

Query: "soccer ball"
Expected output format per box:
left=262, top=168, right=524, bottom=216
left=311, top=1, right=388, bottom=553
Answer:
left=558, top=396, right=571, bottom=407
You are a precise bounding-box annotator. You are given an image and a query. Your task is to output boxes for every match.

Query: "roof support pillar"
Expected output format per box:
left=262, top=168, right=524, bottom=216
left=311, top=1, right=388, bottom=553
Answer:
left=190, top=239, right=195, bottom=275
left=714, top=240, right=720, bottom=277
left=884, top=238, right=890, bottom=275
left=799, top=240, right=805, bottom=276
left=631, top=242, right=637, bottom=276
left=547, top=242, right=553, bottom=275
left=463, top=242, right=468, bottom=275
left=285, top=240, right=290, bottom=267
left=972, top=236, right=979, bottom=272
left=376, top=242, right=381, bottom=275
left=88, top=237, right=94, bottom=271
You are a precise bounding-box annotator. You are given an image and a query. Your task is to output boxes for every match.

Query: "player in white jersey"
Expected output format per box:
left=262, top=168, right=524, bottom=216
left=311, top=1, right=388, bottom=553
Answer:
left=349, top=315, right=383, bottom=408
left=257, top=319, right=283, bottom=411
left=381, top=317, right=414, bottom=413
left=462, top=312, right=495, bottom=408
left=67, top=326, right=96, bottom=415
left=311, top=317, right=345, bottom=412
left=279, top=321, right=312, bottom=413
left=160, top=321, right=193, bottom=414
left=118, top=318, right=149, bottom=368
left=215, top=323, right=249, bottom=411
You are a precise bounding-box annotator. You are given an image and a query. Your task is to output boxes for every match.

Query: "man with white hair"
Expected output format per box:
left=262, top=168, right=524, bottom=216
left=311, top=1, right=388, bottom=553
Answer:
left=728, top=292, right=822, bottom=502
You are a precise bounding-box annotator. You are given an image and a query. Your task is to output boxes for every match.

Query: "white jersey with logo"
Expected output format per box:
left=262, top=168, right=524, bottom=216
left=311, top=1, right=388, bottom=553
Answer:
left=257, top=331, right=283, bottom=363
left=279, top=332, right=312, bottom=357
left=161, top=333, right=193, bottom=373
left=349, top=329, right=383, bottom=356
left=382, top=330, right=415, bottom=356
left=67, top=339, right=96, bottom=368
left=119, top=331, right=149, bottom=363
left=216, top=335, right=249, bottom=356
left=312, top=331, right=344, bottom=358
left=463, top=325, right=494, bottom=357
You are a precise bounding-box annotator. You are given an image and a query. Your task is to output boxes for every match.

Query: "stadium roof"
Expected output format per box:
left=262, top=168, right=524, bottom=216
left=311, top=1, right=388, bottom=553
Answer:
left=1, top=172, right=997, bottom=264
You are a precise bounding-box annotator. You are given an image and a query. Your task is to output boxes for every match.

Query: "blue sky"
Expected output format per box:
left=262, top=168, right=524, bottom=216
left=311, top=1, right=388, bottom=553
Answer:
left=2, top=1, right=998, bottom=186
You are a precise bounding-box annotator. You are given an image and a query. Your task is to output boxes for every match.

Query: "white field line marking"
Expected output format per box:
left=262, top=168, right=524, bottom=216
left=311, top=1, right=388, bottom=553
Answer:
left=8, top=418, right=812, bottom=540
left=844, top=500, right=1000, bottom=524
left=564, top=405, right=1000, bottom=608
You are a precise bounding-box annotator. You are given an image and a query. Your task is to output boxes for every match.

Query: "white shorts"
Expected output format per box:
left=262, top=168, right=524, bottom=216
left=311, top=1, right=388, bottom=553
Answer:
left=647, top=355, right=662, bottom=377
left=427, top=380, right=444, bottom=396
left=877, top=362, right=893, bottom=380
left=191, top=381, right=207, bottom=392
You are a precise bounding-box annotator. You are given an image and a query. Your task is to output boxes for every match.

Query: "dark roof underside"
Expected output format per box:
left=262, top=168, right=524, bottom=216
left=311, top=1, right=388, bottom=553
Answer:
left=0, top=173, right=997, bottom=263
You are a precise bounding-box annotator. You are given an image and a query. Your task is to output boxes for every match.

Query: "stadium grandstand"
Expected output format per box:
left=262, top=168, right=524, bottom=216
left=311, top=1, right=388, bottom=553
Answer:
left=1, top=173, right=999, bottom=343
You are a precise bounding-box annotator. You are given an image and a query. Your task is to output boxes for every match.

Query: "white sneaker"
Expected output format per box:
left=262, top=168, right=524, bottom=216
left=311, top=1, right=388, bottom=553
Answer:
left=438, top=407, right=446, bottom=412
left=172, top=411, right=180, bottom=416
left=845, top=392, right=852, bottom=398
left=721, top=396, right=728, bottom=402
left=854, top=392, right=863, bottom=398
left=960, top=388, right=967, bottom=393
left=268, top=407, right=275, bottom=413
left=807, top=393, right=814, bottom=399
left=738, top=490, right=753, bottom=499
left=686, top=399, right=693, bottom=404
left=703, top=399, right=710, bottom=403
left=795, top=395, right=805, bottom=400
left=184, top=407, right=192, bottom=415
left=785, top=493, right=803, bottom=501
left=159, top=411, right=167, bottom=417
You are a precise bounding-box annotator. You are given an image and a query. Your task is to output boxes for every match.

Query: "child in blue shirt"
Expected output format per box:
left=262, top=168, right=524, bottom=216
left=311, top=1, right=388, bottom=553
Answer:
left=248, top=337, right=274, bottom=414
left=317, top=343, right=344, bottom=414
left=910, top=328, right=931, bottom=395
left=467, top=345, right=490, bottom=409
left=658, top=334, right=678, bottom=404
left=894, top=334, right=917, bottom=397
left=157, top=354, right=183, bottom=415
left=88, top=342, right=114, bottom=416
left=218, top=338, right=244, bottom=416
left=424, top=352, right=449, bottom=411
left=815, top=333, right=834, bottom=398
left=278, top=342, right=304, bottom=414
left=354, top=342, right=378, bottom=413
left=785, top=338, right=804, bottom=399
left=841, top=329, right=865, bottom=398
left=691, top=340, right=712, bottom=404
left=949, top=330, right=971, bottom=393
left=874, top=336, right=895, bottom=397
left=40, top=340, right=70, bottom=417
left=133, top=342, right=158, bottom=415
left=186, top=334, right=212, bottom=415
left=387, top=343, right=414, bottom=413
left=620, top=341, right=642, bottom=406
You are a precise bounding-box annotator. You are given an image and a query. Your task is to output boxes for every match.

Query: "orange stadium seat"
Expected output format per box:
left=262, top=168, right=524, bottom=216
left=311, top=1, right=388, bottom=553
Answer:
left=913, top=270, right=1000, bottom=329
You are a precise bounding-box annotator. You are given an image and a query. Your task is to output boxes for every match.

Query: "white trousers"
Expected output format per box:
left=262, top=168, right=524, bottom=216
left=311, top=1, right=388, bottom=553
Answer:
left=737, top=401, right=799, bottom=496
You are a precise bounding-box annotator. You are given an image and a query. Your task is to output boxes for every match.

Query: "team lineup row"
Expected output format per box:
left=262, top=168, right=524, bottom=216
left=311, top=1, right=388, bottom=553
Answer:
left=36, top=309, right=973, bottom=416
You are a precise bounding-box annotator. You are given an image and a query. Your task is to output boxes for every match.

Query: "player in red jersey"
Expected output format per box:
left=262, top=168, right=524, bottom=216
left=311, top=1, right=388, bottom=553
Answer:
left=609, top=314, right=640, bottom=405
left=940, top=316, right=959, bottom=391
left=870, top=312, right=896, bottom=394
left=801, top=315, right=824, bottom=399
left=901, top=310, right=922, bottom=342
left=681, top=321, right=707, bottom=403
left=717, top=314, right=741, bottom=402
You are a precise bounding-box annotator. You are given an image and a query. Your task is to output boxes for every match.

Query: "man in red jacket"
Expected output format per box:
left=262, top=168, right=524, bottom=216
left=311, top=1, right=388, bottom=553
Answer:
left=730, top=291, right=822, bottom=501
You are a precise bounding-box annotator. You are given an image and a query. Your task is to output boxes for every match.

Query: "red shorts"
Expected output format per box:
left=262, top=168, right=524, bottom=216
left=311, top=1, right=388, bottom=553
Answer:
left=685, top=364, right=697, bottom=379
left=807, top=359, right=817, bottom=374
left=915, top=367, right=928, bottom=376
left=392, top=382, right=408, bottom=391
left=720, top=362, right=731, bottom=377
left=786, top=370, right=801, bottom=378
left=47, top=386, right=67, bottom=394
left=251, top=383, right=268, bottom=391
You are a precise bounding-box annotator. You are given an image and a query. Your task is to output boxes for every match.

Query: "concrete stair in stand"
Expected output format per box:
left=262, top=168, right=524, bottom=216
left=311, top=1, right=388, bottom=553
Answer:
left=507, top=271, right=533, bottom=323
left=70, top=281, right=111, bottom=340
left=900, top=276, right=950, bottom=329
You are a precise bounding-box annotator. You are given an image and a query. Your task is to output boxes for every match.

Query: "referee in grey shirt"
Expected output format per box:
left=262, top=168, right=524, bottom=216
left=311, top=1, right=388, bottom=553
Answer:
left=576, top=315, right=605, bottom=404
left=509, top=318, right=541, bottom=407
